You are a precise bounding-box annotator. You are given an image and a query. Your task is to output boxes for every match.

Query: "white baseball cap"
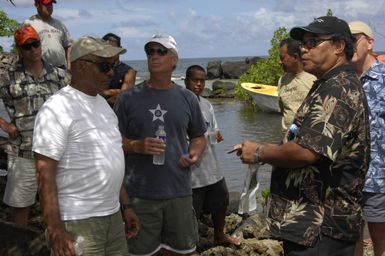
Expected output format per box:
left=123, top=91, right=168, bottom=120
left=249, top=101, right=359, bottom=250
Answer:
left=144, top=34, right=178, bottom=55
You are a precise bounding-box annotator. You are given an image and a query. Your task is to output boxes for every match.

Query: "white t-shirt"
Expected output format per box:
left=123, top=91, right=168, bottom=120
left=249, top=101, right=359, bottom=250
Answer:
left=191, top=96, right=223, bottom=188
left=33, top=85, right=124, bottom=220
left=24, top=15, right=72, bottom=68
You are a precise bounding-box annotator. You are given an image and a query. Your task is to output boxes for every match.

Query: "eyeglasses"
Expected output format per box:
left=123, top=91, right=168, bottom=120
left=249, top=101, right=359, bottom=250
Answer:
left=145, top=47, right=169, bottom=56
left=20, top=40, right=41, bottom=50
left=81, top=59, right=115, bottom=73
left=299, top=38, right=333, bottom=49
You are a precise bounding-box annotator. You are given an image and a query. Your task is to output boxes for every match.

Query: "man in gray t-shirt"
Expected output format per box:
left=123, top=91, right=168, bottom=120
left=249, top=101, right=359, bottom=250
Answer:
left=24, top=0, right=72, bottom=69
left=114, top=34, right=206, bottom=256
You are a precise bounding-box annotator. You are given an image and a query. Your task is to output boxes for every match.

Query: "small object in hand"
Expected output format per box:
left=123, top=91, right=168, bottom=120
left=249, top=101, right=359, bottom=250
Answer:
left=227, top=148, right=238, bottom=154
left=209, top=128, right=220, bottom=144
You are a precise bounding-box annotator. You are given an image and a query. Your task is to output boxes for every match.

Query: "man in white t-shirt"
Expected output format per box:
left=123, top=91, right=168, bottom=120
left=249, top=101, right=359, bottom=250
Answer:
left=33, top=36, right=139, bottom=255
left=24, top=0, right=72, bottom=69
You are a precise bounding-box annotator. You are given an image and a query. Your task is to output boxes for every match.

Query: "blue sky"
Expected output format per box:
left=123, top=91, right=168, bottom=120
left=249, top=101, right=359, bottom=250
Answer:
left=1, top=0, right=385, bottom=60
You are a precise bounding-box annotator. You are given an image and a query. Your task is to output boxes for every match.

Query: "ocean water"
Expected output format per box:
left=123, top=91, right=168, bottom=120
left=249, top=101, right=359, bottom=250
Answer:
left=125, top=56, right=253, bottom=82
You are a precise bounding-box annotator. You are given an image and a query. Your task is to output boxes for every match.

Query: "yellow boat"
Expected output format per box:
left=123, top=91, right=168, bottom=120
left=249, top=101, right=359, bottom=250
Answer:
left=241, top=83, right=280, bottom=113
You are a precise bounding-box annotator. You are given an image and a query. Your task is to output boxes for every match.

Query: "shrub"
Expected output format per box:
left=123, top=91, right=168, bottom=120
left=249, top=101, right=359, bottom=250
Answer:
left=235, top=27, right=289, bottom=103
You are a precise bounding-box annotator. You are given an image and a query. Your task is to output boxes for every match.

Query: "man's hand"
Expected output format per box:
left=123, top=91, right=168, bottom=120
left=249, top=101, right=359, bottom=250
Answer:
left=179, top=151, right=199, bottom=168
left=48, top=227, right=76, bottom=256
left=0, top=122, right=19, bottom=139
left=132, top=137, right=165, bottom=155
left=235, top=140, right=262, bottom=164
left=122, top=208, right=140, bottom=238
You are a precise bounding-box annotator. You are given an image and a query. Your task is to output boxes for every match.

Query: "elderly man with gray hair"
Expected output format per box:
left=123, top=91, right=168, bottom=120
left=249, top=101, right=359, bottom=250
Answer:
left=114, top=34, right=207, bottom=256
left=33, top=36, right=139, bottom=255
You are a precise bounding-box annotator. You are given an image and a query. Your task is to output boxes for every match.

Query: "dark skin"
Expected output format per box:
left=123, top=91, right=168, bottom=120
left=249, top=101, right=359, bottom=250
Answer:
left=100, top=40, right=137, bottom=105
left=185, top=68, right=240, bottom=246
left=235, top=33, right=350, bottom=174
left=35, top=55, right=140, bottom=256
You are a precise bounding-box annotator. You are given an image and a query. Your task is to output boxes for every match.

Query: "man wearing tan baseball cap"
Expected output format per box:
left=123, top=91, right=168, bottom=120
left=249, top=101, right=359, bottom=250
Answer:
left=33, top=36, right=139, bottom=255
left=349, top=21, right=385, bottom=256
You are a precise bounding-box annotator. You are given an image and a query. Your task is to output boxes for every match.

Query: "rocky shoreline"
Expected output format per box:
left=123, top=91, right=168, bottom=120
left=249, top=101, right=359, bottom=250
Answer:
left=0, top=53, right=375, bottom=256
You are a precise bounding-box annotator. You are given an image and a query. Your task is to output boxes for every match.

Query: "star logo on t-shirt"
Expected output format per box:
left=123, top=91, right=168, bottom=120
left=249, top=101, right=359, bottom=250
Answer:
left=149, top=104, right=167, bottom=122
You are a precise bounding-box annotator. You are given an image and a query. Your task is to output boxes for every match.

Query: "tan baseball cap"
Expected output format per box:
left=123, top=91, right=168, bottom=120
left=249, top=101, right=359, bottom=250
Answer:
left=349, top=21, right=373, bottom=38
left=70, top=36, right=126, bottom=62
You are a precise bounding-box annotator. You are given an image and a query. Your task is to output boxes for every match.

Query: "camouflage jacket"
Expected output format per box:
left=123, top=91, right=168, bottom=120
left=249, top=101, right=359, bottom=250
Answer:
left=0, top=60, right=70, bottom=159
left=268, top=64, right=370, bottom=246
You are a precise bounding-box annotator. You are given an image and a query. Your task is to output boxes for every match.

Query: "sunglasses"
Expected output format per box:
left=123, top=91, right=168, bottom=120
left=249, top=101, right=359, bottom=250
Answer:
left=299, top=38, right=333, bottom=49
left=145, top=47, right=169, bottom=56
left=21, top=40, right=41, bottom=50
left=81, top=59, right=115, bottom=73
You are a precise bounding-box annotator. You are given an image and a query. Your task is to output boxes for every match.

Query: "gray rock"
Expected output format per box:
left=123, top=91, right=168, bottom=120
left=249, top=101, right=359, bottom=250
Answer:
left=212, top=81, right=236, bottom=91
left=207, top=60, right=222, bottom=79
left=221, top=57, right=262, bottom=79
left=0, top=220, right=49, bottom=256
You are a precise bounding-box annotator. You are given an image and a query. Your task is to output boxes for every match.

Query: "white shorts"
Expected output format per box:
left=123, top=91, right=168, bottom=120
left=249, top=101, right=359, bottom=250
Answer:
left=3, top=155, right=37, bottom=207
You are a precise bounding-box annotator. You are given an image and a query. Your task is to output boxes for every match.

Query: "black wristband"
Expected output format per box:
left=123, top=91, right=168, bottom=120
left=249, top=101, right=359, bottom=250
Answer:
left=120, top=203, right=133, bottom=211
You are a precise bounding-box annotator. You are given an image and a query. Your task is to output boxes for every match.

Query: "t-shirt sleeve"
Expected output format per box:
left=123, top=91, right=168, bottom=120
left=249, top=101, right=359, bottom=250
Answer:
left=60, top=22, right=72, bottom=48
left=187, top=94, right=207, bottom=139
left=32, top=101, right=68, bottom=161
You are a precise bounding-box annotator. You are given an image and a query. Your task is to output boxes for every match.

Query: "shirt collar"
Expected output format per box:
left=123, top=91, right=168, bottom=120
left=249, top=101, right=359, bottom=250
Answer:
left=361, top=58, right=384, bottom=81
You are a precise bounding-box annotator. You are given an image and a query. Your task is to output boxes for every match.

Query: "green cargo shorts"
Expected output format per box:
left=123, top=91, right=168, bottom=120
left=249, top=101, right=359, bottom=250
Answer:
left=47, top=211, right=128, bottom=256
left=127, top=196, right=198, bottom=256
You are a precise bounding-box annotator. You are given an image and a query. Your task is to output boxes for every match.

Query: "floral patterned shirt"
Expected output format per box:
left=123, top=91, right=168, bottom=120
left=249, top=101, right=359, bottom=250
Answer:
left=360, top=59, right=385, bottom=193
left=0, top=60, right=69, bottom=159
left=268, top=64, right=370, bottom=246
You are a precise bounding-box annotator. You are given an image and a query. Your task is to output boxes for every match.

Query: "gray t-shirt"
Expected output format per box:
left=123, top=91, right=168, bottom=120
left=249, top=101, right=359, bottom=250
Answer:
left=114, top=82, right=207, bottom=199
left=191, top=96, right=223, bottom=188
left=24, top=15, right=72, bottom=68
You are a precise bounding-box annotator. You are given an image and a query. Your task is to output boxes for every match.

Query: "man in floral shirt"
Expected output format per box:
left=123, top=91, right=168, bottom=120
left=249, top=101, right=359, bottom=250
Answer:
left=349, top=21, right=385, bottom=256
left=237, top=16, right=370, bottom=254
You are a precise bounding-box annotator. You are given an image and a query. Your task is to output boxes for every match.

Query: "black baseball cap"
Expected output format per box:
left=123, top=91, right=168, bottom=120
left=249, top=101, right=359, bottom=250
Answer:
left=290, top=16, right=352, bottom=40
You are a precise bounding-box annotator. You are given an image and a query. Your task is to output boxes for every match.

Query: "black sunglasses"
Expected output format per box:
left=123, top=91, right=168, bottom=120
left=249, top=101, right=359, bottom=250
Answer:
left=145, top=47, right=169, bottom=56
left=21, top=40, right=41, bottom=50
left=81, top=59, right=115, bottom=73
left=299, top=38, right=333, bottom=49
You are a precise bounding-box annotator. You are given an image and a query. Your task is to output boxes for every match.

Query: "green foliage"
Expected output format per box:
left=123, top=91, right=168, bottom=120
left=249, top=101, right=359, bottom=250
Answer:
left=326, top=9, right=333, bottom=16
left=0, top=10, right=20, bottom=53
left=257, top=187, right=270, bottom=214
left=235, top=27, right=288, bottom=102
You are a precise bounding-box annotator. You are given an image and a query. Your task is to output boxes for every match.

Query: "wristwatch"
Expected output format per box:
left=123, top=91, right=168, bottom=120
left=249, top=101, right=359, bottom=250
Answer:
left=120, top=203, right=133, bottom=211
left=253, top=146, right=263, bottom=164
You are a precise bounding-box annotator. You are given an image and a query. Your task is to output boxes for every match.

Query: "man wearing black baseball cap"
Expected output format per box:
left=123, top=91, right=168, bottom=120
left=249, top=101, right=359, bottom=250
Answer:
left=236, top=16, right=370, bottom=255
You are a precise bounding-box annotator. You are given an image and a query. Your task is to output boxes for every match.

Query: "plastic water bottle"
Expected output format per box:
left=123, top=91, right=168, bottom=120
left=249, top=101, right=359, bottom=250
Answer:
left=73, top=235, right=84, bottom=256
left=153, top=125, right=166, bottom=165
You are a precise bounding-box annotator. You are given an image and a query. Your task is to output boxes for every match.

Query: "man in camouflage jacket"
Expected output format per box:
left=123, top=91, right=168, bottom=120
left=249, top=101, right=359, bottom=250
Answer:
left=0, top=25, right=69, bottom=225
